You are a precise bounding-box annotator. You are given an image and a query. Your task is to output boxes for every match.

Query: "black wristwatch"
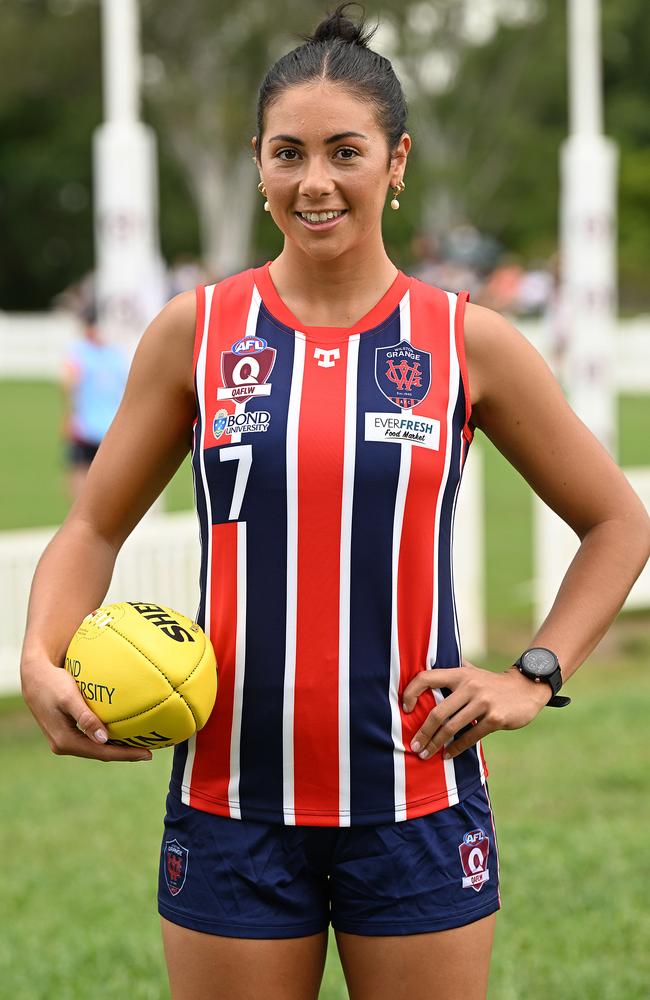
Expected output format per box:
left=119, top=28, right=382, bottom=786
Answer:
left=513, top=647, right=571, bottom=707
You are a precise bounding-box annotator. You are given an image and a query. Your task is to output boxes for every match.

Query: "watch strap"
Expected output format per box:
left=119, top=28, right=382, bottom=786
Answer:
left=546, top=693, right=571, bottom=708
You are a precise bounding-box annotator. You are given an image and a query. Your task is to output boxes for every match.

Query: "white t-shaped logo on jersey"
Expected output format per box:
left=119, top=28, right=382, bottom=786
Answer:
left=314, top=347, right=340, bottom=368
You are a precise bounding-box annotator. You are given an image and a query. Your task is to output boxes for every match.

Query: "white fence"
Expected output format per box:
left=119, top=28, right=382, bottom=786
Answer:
left=534, top=467, right=650, bottom=624
left=3, top=311, right=650, bottom=388
left=0, top=448, right=486, bottom=694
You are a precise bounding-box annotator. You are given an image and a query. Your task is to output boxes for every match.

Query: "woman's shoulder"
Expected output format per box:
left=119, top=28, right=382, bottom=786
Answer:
left=463, top=300, right=550, bottom=409
left=132, top=290, right=197, bottom=396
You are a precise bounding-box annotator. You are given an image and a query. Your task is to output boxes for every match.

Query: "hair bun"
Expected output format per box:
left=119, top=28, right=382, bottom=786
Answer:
left=307, top=3, right=376, bottom=47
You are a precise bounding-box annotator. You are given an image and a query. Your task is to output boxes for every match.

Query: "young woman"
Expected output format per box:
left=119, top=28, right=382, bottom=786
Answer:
left=21, top=6, right=649, bottom=999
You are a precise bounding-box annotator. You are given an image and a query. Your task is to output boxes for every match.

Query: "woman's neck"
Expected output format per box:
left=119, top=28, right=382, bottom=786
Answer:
left=268, top=241, right=399, bottom=328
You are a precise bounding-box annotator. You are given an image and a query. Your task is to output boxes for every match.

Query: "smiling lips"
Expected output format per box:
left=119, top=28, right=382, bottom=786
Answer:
left=296, top=209, right=348, bottom=230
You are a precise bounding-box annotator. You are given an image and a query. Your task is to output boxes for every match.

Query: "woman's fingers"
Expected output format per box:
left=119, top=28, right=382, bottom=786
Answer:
left=412, top=704, right=482, bottom=759
left=25, top=662, right=152, bottom=762
left=443, top=719, right=492, bottom=760
left=401, top=667, right=466, bottom=711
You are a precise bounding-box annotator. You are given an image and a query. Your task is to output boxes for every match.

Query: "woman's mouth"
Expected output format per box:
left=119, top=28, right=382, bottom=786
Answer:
left=295, top=209, right=347, bottom=231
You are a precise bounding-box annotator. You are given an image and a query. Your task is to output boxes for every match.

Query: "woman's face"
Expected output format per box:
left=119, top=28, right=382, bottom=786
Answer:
left=254, top=81, right=410, bottom=263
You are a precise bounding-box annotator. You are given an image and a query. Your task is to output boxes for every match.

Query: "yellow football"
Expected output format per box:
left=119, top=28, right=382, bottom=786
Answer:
left=64, top=602, right=217, bottom=749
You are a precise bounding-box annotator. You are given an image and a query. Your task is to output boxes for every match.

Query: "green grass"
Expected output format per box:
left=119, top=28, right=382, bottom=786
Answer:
left=1, top=381, right=649, bottom=998
left=3, top=652, right=649, bottom=999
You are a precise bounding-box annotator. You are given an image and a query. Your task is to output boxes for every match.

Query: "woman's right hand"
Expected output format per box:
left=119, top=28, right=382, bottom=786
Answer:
left=21, top=659, right=152, bottom=762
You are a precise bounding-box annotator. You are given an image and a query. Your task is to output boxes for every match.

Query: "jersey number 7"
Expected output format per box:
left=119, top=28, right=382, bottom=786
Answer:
left=219, top=445, right=252, bottom=520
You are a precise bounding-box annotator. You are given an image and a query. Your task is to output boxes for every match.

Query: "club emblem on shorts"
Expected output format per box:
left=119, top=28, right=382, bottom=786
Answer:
left=218, top=346, right=276, bottom=401
left=164, top=839, right=189, bottom=896
left=375, top=340, right=431, bottom=409
left=458, top=829, right=490, bottom=892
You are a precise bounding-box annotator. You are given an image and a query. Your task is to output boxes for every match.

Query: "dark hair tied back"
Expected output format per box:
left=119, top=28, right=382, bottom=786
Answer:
left=256, top=3, right=407, bottom=163
left=305, top=3, right=376, bottom=48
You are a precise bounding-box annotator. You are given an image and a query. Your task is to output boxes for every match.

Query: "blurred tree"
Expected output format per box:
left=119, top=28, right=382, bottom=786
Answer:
left=1, top=0, right=648, bottom=308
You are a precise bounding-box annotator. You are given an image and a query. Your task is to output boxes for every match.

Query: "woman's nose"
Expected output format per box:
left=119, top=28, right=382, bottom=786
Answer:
left=298, top=159, right=336, bottom=200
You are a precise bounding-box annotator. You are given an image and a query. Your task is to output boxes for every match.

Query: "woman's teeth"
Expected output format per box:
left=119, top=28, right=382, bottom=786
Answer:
left=299, top=210, right=345, bottom=223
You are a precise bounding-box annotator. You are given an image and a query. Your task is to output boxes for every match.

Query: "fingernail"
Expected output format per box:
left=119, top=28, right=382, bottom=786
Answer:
left=136, top=752, right=152, bottom=761
left=402, top=703, right=409, bottom=712
left=443, top=752, right=451, bottom=760
left=419, top=749, right=430, bottom=759
left=411, top=741, right=421, bottom=753
left=94, top=729, right=108, bottom=743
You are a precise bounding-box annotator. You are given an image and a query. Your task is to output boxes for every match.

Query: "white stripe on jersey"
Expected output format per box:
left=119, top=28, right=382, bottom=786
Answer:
left=182, top=283, right=216, bottom=803
left=338, top=334, right=360, bottom=826
left=282, top=332, right=306, bottom=824
left=425, top=291, right=461, bottom=804
left=229, top=286, right=262, bottom=446
left=390, top=289, right=412, bottom=822
left=227, top=520, right=247, bottom=819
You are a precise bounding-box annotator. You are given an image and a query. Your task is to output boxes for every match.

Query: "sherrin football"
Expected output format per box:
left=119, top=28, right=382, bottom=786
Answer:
left=65, top=602, right=217, bottom=749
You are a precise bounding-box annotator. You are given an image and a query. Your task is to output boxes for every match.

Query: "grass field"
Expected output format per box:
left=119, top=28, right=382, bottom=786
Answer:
left=2, top=381, right=649, bottom=998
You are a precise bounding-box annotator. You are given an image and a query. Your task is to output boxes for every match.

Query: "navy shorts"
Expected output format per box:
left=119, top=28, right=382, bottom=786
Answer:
left=67, top=439, right=99, bottom=465
left=158, top=784, right=500, bottom=939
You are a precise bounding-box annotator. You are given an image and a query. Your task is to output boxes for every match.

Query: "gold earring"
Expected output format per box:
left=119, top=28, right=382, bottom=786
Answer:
left=258, top=180, right=270, bottom=212
left=390, top=180, right=405, bottom=211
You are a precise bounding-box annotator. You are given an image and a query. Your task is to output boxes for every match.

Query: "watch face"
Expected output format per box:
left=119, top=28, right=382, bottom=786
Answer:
left=521, top=648, right=557, bottom=678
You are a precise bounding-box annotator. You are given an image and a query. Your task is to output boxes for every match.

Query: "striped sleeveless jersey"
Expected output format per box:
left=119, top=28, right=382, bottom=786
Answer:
left=169, top=263, right=488, bottom=826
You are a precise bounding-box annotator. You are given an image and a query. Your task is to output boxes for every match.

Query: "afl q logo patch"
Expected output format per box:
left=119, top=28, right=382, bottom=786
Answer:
left=458, top=829, right=490, bottom=892
left=218, top=347, right=276, bottom=402
left=164, top=839, right=189, bottom=896
left=375, top=340, right=431, bottom=409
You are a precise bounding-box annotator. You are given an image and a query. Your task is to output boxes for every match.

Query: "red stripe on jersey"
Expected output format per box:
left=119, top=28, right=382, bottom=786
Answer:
left=397, top=285, right=454, bottom=813
left=292, top=340, right=349, bottom=823
left=454, top=290, right=473, bottom=442
left=202, top=272, right=256, bottom=438
left=192, top=284, right=206, bottom=377
left=189, top=522, right=238, bottom=810
left=189, top=273, right=255, bottom=809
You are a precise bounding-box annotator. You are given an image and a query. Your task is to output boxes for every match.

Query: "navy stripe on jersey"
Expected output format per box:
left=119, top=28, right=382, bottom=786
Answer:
left=348, top=310, right=404, bottom=822
left=235, top=307, right=295, bottom=822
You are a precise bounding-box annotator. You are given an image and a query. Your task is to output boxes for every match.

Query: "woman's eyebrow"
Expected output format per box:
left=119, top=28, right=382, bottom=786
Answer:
left=267, top=131, right=369, bottom=144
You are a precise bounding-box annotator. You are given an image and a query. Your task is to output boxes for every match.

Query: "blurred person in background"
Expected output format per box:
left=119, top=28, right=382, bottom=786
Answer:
left=60, top=304, right=129, bottom=500
left=21, top=4, right=649, bottom=999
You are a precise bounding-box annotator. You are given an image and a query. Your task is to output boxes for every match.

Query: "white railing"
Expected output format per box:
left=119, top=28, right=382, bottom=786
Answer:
left=0, top=448, right=486, bottom=694
left=534, top=467, right=650, bottom=625
left=3, top=312, right=650, bottom=389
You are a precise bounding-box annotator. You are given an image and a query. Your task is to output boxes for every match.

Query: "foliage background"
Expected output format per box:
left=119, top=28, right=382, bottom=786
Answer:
left=1, top=0, right=648, bottom=310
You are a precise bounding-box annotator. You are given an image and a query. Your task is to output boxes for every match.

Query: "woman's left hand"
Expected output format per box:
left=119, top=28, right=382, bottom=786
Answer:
left=401, top=660, right=552, bottom=760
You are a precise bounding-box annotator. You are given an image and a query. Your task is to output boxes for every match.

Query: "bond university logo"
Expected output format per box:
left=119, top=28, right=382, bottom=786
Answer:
left=458, top=829, right=490, bottom=892
left=164, top=839, right=189, bottom=896
left=375, top=340, right=431, bottom=409
left=314, top=347, right=340, bottom=368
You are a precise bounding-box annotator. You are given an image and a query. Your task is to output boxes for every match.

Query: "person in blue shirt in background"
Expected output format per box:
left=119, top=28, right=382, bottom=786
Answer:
left=61, top=304, right=129, bottom=501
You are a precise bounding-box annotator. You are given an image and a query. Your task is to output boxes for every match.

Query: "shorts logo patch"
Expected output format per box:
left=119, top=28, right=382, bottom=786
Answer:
left=375, top=340, right=431, bottom=409
left=218, top=347, right=276, bottom=401
left=164, top=839, right=189, bottom=896
left=459, top=828, right=490, bottom=892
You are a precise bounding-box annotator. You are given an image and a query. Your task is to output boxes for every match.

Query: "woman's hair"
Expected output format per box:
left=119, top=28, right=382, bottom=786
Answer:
left=255, top=3, right=407, bottom=163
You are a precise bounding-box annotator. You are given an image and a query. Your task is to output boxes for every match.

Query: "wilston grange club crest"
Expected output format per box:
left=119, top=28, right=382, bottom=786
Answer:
left=375, top=340, right=431, bottom=409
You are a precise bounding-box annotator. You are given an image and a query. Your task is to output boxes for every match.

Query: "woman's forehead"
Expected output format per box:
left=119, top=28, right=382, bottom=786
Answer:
left=265, top=82, right=380, bottom=137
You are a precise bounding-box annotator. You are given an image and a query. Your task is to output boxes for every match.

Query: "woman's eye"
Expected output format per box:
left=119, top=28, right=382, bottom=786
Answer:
left=277, top=149, right=299, bottom=161
left=336, top=147, right=358, bottom=159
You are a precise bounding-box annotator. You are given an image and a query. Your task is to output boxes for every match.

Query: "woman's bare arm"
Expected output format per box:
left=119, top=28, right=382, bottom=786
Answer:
left=402, top=302, right=650, bottom=760
left=21, top=291, right=196, bottom=761
left=465, top=302, right=650, bottom=679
